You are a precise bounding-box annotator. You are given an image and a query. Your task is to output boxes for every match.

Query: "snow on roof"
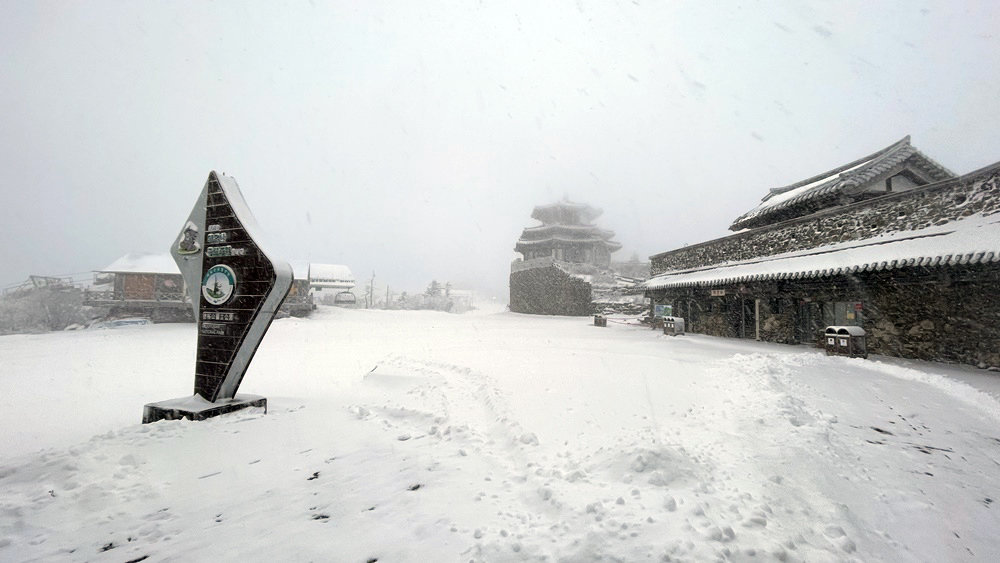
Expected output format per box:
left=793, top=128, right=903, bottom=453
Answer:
left=758, top=156, right=877, bottom=209
left=531, top=199, right=602, bottom=224
left=730, top=136, right=954, bottom=230
left=643, top=213, right=1000, bottom=290
left=309, top=263, right=354, bottom=283
left=99, top=253, right=180, bottom=275
left=515, top=237, right=623, bottom=249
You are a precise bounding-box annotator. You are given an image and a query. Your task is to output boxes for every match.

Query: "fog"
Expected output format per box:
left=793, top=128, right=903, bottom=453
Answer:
left=2, top=1, right=998, bottom=300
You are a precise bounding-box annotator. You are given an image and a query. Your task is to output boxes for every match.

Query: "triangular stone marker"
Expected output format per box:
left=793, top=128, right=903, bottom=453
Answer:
left=143, top=171, right=292, bottom=423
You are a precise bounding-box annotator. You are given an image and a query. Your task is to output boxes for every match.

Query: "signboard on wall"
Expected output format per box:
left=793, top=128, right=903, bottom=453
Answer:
left=170, top=171, right=293, bottom=402
left=710, top=289, right=727, bottom=297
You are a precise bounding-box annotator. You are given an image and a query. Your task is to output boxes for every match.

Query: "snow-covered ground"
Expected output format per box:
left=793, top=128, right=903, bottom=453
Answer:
left=1, top=307, right=998, bottom=562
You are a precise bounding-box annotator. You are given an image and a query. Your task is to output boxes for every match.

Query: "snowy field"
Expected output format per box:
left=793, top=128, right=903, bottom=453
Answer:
left=2, top=306, right=999, bottom=562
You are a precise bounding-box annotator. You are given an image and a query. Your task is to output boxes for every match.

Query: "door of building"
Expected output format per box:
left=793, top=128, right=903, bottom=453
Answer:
left=740, top=297, right=757, bottom=339
left=796, top=301, right=823, bottom=345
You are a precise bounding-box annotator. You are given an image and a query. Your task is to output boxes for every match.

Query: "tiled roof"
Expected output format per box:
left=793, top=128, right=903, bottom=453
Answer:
left=518, top=224, right=618, bottom=243
left=643, top=213, right=999, bottom=290
left=515, top=237, right=623, bottom=250
left=730, top=136, right=954, bottom=231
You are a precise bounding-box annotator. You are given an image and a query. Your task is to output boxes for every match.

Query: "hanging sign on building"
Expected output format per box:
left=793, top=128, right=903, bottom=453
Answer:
left=143, top=171, right=293, bottom=423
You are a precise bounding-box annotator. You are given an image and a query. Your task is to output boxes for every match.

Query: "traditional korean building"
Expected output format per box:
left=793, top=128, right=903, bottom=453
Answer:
left=642, top=137, right=1000, bottom=368
left=82, top=253, right=193, bottom=321
left=514, top=200, right=622, bottom=267
left=510, top=199, right=624, bottom=315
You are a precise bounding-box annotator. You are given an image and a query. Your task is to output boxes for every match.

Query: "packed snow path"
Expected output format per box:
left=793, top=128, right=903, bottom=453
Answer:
left=1, top=307, right=998, bottom=562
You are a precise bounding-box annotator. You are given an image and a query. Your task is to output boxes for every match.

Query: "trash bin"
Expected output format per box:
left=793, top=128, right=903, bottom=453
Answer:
left=824, top=326, right=867, bottom=358
left=593, top=314, right=607, bottom=327
left=663, top=316, right=685, bottom=336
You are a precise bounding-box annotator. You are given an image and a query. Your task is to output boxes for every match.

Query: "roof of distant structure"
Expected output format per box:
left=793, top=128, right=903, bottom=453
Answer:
left=515, top=237, right=623, bottom=251
left=517, top=199, right=622, bottom=254
left=531, top=199, right=603, bottom=225
left=309, top=263, right=355, bottom=284
left=518, top=224, right=619, bottom=245
left=643, top=212, right=999, bottom=290
left=730, top=136, right=954, bottom=231
left=521, top=223, right=617, bottom=237
left=98, top=253, right=180, bottom=275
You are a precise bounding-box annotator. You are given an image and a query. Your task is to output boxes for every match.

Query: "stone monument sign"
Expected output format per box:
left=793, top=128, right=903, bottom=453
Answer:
left=142, top=171, right=292, bottom=423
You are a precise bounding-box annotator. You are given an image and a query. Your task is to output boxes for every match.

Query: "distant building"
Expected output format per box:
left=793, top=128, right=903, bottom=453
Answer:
left=308, top=263, right=357, bottom=306
left=308, top=264, right=356, bottom=292
left=281, top=262, right=316, bottom=316
left=642, top=136, right=1000, bottom=368
left=82, top=255, right=360, bottom=319
left=514, top=200, right=622, bottom=267
left=82, top=253, right=192, bottom=321
left=510, top=199, right=626, bottom=315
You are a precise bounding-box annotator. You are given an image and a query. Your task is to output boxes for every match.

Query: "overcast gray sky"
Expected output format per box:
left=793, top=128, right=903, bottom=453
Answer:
left=2, top=1, right=999, bottom=300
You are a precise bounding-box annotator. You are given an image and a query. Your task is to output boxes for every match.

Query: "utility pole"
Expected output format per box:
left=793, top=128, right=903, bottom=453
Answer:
left=385, top=285, right=390, bottom=309
left=368, top=271, right=375, bottom=309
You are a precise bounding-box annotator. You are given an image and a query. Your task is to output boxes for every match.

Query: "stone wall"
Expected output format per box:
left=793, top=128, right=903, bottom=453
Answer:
left=648, top=264, right=1000, bottom=369
left=652, top=165, right=1000, bottom=275
left=757, top=296, right=798, bottom=345
left=863, top=266, right=1000, bottom=367
left=509, top=266, right=593, bottom=316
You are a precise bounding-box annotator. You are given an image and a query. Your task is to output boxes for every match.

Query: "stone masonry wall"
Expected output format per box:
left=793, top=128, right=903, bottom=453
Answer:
left=652, top=166, right=1000, bottom=275
left=863, top=266, right=1000, bottom=367
left=650, top=265, right=1000, bottom=369
left=509, top=266, right=593, bottom=316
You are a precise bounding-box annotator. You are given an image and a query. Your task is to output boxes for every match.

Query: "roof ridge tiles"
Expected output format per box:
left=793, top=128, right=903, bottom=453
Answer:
left=729, top=136, right=956, bottom=231
left=765, top=135, right=911, bottom=198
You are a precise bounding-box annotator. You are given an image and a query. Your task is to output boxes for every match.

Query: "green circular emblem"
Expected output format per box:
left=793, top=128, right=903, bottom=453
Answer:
left=202, top=264, right=237, bottom=306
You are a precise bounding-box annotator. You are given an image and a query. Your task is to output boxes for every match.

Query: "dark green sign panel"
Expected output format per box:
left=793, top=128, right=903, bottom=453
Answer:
left=172, top=171, right=292, bottom=402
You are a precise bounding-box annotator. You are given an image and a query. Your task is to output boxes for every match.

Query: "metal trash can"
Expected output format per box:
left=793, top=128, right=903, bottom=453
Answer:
left=663, top=316, right=685, bottom=336
left=824, top=326, right=867, bottom=358
left=593, top=314, right=607, bottom=327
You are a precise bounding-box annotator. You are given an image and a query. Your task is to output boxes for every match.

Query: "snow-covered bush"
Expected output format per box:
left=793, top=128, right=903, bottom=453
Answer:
left=0, top=289, right=92, bottom=334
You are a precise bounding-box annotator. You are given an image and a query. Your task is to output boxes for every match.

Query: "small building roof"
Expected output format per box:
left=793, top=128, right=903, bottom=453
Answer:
left=643, top=212, right=999, bottom=290
left=309, top=263, right=355, bottom=287
left=730, top=136, right=954, bottom=231
left=99, top=253, right=180, bottom=275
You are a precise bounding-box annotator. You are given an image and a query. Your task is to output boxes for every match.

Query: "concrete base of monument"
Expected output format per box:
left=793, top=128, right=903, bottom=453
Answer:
left=142, top=394, right=267, bottom=424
